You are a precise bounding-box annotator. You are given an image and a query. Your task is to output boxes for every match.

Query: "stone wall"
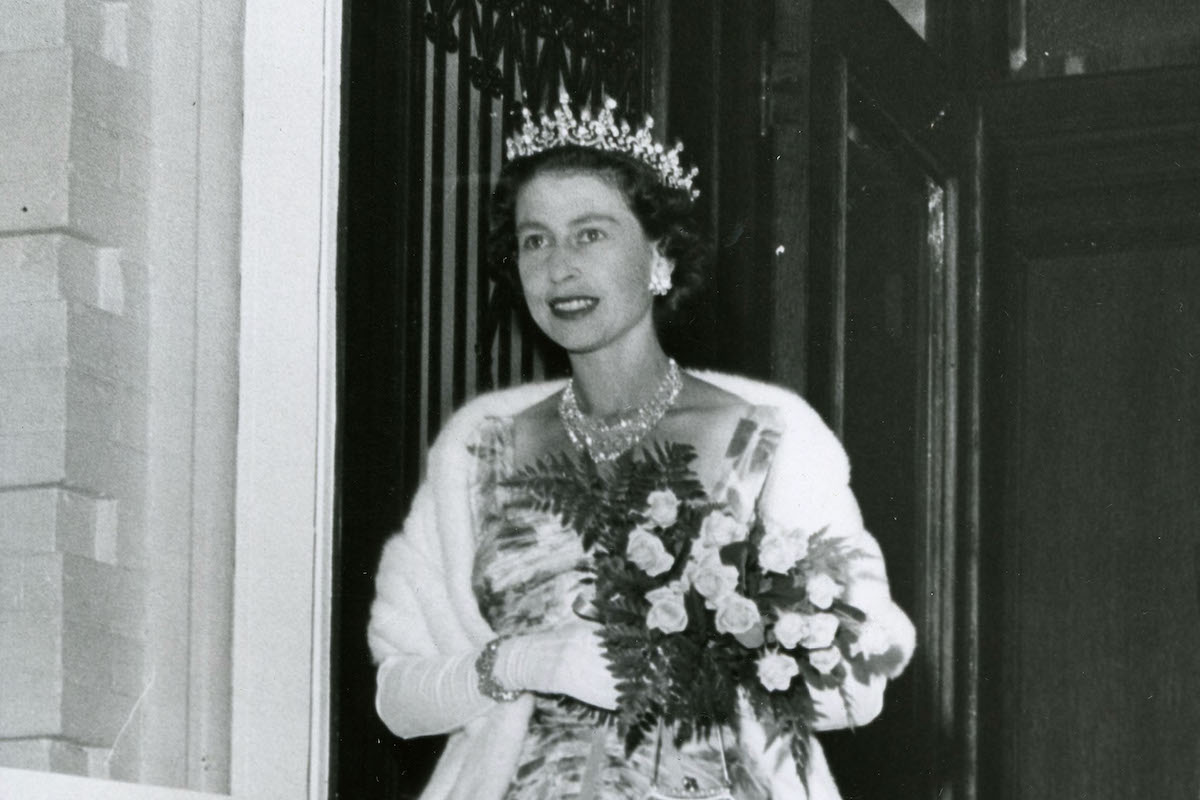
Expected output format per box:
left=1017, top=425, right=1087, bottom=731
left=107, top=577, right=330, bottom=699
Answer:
left=0, top=0, right=241, bottom=789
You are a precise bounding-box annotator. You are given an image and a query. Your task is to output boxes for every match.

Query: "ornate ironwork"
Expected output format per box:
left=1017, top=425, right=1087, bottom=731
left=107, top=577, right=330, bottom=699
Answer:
left=425, top=0, right=646, bottom=121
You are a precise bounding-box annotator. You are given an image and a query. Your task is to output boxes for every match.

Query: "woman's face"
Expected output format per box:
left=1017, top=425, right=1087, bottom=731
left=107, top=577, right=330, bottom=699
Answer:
left=515, top=170, right=659, bottom=356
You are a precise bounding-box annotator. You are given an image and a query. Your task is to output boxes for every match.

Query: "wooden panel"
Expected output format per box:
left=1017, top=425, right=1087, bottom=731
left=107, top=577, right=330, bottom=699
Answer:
left=764, top=0, right=813, bottom=391
left=1008, top=0, right=1200, bottom=78
left=661, top=2, right=775, bottom=376
left=820, top=115, right=958, bottom=800
left=987, top=66, right=1200, bottom=138
left=986, top=66, right=1200, bottom=258
left=814, top=0, right=952, bottom=141
left=823, top=123, right=931, bottom=798
left=992, top=246, right=1200, bottom=798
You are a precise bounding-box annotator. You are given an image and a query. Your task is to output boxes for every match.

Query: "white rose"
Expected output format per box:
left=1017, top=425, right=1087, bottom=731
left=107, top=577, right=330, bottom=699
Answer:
left=808, top=646, right=842, bottom=674
left=757, top=530, right=803, bottom=574
left=645, top=489, right=680, bottom=528
left=756, top=651, right=800, bottom=692
left=645, top=581, right=686, bottom=605
left=685, top=538, right=719, bottom=575
left=645, top=589, right=688, bottom=634
left=803, top=612, right=841, bottom=648
left=626, top=527, right=675, bottom=576
left=849, top=620, right=891, bottom=658
left=691, top=560, right=740, bottom=605
left=773, top=611, right=840, bottom=650
left=699, top=510, right=746, bottom=548
left=805, top=573, right=844, bottom=610
left=772, top=611, right=808, bottom=649
left=714, top=594, right=761, bottom=636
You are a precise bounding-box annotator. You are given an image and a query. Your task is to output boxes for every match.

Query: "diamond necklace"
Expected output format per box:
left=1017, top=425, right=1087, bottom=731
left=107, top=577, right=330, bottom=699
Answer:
left=558, top=358, right=683, bottom=464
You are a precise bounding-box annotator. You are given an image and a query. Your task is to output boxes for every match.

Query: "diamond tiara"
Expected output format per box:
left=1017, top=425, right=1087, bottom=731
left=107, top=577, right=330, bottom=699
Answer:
left=504, top=91, right=700, bottom=199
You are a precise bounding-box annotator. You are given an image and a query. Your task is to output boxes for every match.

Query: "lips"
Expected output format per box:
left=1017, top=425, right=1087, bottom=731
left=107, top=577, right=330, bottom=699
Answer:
left=548, top=296, right=599, bottom=318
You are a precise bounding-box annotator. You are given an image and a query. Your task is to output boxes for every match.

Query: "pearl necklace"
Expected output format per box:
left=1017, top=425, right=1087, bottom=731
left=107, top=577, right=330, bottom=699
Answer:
left=558, top=359, right=683, bottom=464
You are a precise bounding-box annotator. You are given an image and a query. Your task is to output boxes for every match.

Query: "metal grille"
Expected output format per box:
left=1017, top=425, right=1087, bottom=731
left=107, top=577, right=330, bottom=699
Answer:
left=417, top=0, right=650, bottom=454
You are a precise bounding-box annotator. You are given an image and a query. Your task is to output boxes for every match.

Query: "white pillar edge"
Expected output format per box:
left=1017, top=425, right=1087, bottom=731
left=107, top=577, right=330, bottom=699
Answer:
left=307, top=0, right=342, bottom=795
left=229, top=0, right=340, bottom=795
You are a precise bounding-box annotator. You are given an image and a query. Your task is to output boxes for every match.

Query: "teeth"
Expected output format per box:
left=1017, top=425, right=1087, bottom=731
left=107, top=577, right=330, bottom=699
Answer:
left=551, top=297, right=595, bottom=311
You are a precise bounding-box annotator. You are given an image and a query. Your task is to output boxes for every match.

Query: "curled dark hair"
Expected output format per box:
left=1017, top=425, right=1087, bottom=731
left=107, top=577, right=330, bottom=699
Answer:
left=486, top=144, right=711, bottom=333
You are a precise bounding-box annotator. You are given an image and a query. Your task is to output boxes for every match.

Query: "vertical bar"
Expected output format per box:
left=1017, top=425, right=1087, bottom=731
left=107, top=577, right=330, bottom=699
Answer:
left=925, top=177, right=955, bottom=800
left=464, top=77, right=479, bottom=402
left=568, top=33, right=582, bottom=98
left=401, top=0, right=428, bottom=497
left=418, top=10, right=435, bottom=460
left=497, top=25, right=516, bottom=388
left=440, top=44, right=459, bottom=426
left=647, top=0, right=670, bottom=127
left=475, top=5, right=495, bottom=393
left=523, top=3, right=538, bottom=105
left=959, top=99, right=984, bottom=800
left=914, top=168, right=936, bottom=800
left=941, top=179, right=960, bottom=800
left=517, top=14, right=537, bottom=384
left=830, top=55, right=849, bottom=439
left=452, top=3, right=472, bottom=407
left=427, top=0, right=447, bottom=443
left=1008, top=0, right=1028, bottom=73
left=758, top=41, right=770, bottom=139
left=708, top=5, right=722, bottom=244
left=767, top=0, right=813, bottom=393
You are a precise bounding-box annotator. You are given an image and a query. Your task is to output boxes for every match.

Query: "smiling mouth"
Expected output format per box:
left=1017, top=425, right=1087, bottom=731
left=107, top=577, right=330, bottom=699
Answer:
left=549, top=296, right=599, bottom=318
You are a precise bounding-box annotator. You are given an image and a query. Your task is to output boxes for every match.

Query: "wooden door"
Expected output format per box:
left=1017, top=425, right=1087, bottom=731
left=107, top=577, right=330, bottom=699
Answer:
left=766, top=1, right=983, bottom=797
left=982, top=68, right=1200, bottom=800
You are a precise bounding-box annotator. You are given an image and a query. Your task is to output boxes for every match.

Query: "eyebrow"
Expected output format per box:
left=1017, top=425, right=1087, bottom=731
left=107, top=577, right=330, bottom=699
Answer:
left=568, top=213, right=620, bottom=227
left=515, top=213, right=621, bottom=233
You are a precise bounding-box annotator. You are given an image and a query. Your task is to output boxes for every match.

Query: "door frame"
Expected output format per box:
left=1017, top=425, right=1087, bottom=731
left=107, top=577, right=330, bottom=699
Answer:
left=765, top=1, right=985, bottom=797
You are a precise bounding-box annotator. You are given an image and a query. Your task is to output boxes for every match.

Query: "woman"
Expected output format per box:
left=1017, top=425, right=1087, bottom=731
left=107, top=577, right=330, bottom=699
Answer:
left=368, top=94, right=915, bottom=800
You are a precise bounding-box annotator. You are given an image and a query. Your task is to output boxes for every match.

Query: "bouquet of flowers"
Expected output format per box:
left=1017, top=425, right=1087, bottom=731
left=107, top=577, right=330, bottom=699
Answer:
left=507, top=441, right=893, bottom=783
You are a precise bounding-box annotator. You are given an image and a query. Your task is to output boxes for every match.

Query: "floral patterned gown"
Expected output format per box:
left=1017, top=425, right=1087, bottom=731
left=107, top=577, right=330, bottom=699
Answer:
left=469, top=406, right=784, bottom=800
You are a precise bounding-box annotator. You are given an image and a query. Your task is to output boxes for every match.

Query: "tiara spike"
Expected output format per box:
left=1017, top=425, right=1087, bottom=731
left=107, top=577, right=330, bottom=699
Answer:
left=504, top=93, right=700, bottom=199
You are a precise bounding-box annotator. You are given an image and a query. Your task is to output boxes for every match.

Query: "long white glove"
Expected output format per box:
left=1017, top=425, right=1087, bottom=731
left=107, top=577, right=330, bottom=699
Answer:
left=375, top=621, right=618, bottom=739
left=493, top=621, right=619, bottom=711
left=375, top=650, right=494, bottom=737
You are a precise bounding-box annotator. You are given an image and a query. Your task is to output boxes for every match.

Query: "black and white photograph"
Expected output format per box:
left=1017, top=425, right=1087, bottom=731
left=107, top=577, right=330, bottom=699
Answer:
left=1, top=2, right=1198, bottom=799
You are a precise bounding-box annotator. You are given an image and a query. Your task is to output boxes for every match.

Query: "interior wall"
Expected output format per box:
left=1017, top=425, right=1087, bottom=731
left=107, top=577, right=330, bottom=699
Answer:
left=1, top=2, right=151, bottom=776
left=1014, top=0, right=1200, bottom=76
left=0, top=0, right=242, bottom=790
left=987, top=245, right=1200, bottom=798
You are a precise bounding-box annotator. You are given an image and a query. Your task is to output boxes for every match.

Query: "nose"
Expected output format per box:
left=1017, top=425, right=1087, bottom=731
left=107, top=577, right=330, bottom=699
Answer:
left=546, top=245, right=577, bottom=283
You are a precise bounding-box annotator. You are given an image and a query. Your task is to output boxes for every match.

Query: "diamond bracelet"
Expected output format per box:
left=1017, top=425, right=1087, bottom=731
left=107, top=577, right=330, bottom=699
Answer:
left=474, top=636, right=521, bottom=703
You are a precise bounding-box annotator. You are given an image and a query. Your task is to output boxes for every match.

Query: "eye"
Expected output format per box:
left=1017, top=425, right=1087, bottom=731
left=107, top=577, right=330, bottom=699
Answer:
left=519, top=233, right=547, bottom=251
left=576, top=227, right=607, bottom=245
